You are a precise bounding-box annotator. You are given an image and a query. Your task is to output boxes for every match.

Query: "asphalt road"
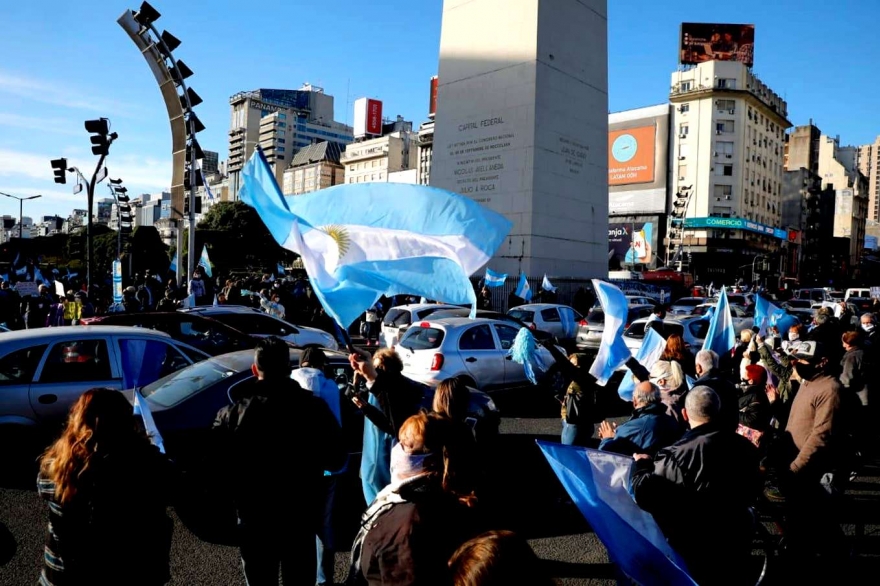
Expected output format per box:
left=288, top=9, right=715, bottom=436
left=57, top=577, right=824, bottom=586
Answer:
left=2, top=385, right=879, bottom=585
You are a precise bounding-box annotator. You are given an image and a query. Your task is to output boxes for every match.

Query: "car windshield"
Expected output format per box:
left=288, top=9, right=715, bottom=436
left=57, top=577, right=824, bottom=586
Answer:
left=508, top=309, right=535, bottom=323
left=383, top=308, right=411, bottom=328
left=399, top=326, right=445, bottom=351
left=428, top=309, right=470, bottom=320
left=587, top=309, right=604, bottom=325
left=624, top=323, right=646, bottom=338
left=141, top=352, right=251, bottom=407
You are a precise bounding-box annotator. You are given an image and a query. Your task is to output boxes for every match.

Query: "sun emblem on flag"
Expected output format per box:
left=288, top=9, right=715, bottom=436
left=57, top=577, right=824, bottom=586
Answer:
left=320, top=225, right=351, bottom=259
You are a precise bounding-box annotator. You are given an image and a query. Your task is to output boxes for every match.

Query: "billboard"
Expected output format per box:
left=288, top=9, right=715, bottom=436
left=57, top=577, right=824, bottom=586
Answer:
left=683, top=217, right=787, bottom=240
left=609, top=126, right=656, bottom=186
left=353, top=97, right=384, bottom=137
left=429, top=76, right=438, bottom=117
left=609, top=221, right=658, bottom=267
left=680, top=23, right=755, bottom=68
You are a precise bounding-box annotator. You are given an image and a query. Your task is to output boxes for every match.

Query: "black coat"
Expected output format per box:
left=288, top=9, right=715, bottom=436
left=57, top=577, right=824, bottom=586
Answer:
left=738, top=383, right=771, bottom=432
left=693, top=369, right=741, bottom=432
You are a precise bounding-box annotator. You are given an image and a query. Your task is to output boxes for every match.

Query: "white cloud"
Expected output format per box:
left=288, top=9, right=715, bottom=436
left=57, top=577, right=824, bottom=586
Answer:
left=0, top=70, right=134, bottom=116
left=0, top=113, right=81, bottom=136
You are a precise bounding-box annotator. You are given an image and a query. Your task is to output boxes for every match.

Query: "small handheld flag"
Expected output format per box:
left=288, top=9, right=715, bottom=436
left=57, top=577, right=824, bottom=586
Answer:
left=514, top=272, right=532, bottom=301
left=617, top=327, right=666, bottom=401
left=589, top=279, right=632, bottom=385
left=702, top=287, right=736, bottom=356
left=198, top=245, right=213, bottom=278
left=484, top=267, right=507, bottom=288
left=542, top=274, right=556, bottom=292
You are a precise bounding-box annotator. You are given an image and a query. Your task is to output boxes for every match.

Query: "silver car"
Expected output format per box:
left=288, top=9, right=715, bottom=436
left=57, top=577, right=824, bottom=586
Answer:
left=179, top=305, right=339, bottom=350
left=394, top=317, right=560, bottom=391
left=577, top=304, right=655, bottom=350
left=380, top=303, right=461, bottom=348
left=668, top=297, right=707, bottom=316
left=0, top=326, right=209, bottom=432
left=506, top=304, right=583, bottom=343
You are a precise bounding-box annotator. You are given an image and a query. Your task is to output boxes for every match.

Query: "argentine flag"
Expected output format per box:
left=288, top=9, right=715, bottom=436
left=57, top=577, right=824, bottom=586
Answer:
left=277, top=262, right=285, bottom=276
left=617, top=327, right=666, bottom=401
left=514, top=272, right=532, bottom=301
left=198, top=245, right=212, bottom=278
left=539, top=442, right=697, bottom=585
left=702, top=287, right=736, bottom=356
left=542, top=274, right=556, bottom=292
left=169, top=254, right=177, bottom=275
left=484, top=267, right=507, bottom=288
left=239, top=147, right=511, bottom=328
left=589, top=279, right=631, bottom=385
left=754, top=295, right=798, bottom=336
left=120, top=339, right=167, bottom=453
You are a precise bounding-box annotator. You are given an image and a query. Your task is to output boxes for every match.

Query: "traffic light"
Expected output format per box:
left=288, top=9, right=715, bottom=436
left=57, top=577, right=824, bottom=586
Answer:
left=184, top=196, right=202, bottom=215
left=50, top=158, right=68, bottom=184
left=85, top=118, right=118, bottom=156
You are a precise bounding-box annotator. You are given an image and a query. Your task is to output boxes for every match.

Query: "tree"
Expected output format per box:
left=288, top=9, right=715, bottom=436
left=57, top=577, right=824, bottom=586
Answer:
left=129, top=226, right=170, bottom=277
left=196, top=201, right=294, bottom=273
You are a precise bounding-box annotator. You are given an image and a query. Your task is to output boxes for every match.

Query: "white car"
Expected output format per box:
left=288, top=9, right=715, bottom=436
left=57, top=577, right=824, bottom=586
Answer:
left=178, top=306, right=339, bottom=350
left=690, top=303, right=754, bottom=335
left=668, top=297, right=708, bottom=316
left=621, top=316, right=705, bottom=358
left=380, top=303, right=461, bottom=348
left=506, top=304, right=583, bottom=342
left=394, top=317, right=560, bottom=391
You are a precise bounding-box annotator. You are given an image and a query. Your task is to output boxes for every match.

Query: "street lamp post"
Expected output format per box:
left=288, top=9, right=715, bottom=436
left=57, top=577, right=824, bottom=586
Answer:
left=0, top=192, right=42, bottom=239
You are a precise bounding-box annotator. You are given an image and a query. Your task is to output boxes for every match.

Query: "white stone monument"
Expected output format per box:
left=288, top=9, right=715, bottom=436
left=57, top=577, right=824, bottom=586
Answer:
left=431, top=0, right=608, bottom=278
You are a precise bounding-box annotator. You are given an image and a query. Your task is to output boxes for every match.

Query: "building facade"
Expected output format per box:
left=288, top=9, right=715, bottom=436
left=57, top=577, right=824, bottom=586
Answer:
left=341, top=131, right=418, bottom=185
left=669, top=60, right=791, bottom=284
left=227, top=85, right=353, bottom=198
left=417, top=119, right=434, bottom=185
left=282, top=141, right=345, bottom=196
left=857, top=136, right=880, bottom=222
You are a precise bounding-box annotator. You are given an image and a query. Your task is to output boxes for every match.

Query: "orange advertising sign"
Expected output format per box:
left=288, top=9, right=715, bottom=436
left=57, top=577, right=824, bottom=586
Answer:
left=608, top=126, right=656, bottom=186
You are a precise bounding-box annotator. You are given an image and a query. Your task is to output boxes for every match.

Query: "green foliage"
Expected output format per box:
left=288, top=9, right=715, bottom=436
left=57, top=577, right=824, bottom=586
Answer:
left=129, top=226, right=170, bottom=276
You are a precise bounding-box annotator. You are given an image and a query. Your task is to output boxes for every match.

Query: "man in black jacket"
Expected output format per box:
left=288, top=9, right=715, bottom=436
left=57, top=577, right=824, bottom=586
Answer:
left=214, top=337, right=346, bottom=586
left=631, top=386, right=760, bottom=586
left=693, top=349, right=740, bottom=432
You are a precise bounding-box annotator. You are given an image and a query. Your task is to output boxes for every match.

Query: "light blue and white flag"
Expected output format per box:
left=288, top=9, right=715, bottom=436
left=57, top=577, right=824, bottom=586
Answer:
left=618, top=327, right=666, bottom=401
left=198, top=245, right=212, bottom=278
left=539, top=442, right=697, bottom=586
left=589, top=279, right=632, bottom=386
left=277, top=262, right=285, bottom=276
left=514, top=272, right=532, bottom=301
left=239, top=147, right=511, bottom=328
left=484, top=267, right=507, bottom=288
left=702, top=287, right=736, bottom=356
left=15, top=266, right=26, bottom=276
left=542, top=274, right=557, bottom=292
left=33, top=267, right=44, bottom=283
left=119, top=339, right=167, bottom=453
left=182, top=293, right=196, bottom=308
left=202, top=169, right=215, bottom=200
left=169, top=255, right=177, bottom=275
left=213, top=294, right=219, bottom=306
left=754, top=295, right=798, bottom=336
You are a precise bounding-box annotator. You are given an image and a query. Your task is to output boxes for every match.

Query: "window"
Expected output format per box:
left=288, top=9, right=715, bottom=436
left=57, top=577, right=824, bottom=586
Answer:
left=717, top=141, right=734, bottom=156
left=277, top=122, right=286, bottom=128
left=277, top=138, right=286, bottom=144
left=679, top=124, right=689, bottom=136
left=679, top=81, right=692, bottom=92
left=680, top=103, right=690, bottom=113
left=713, top=185, right=733, bottom=198
left=716, top=120, right=734, bottom=133
left=278, top=113, right=286, bottom=119
left=214, top=314, right=295, bottom=337
left=678, top=165, right=688, bottom=178
left=459, top=325, right=496, bottom=351
left=714, top=165, right=733, bottom=176
left=717, top=78, right=736, bottom=89
left=350, top=166, right=355, bottom=171
left=118, top=340, right=191, bottom=381
left=540, top=308, right=561, bottom=322
left=276, top=147, right=285, bottom=152
left=0, top=345, right=47, bottom=385
left=679, top=144, right=690, bottom=158
left=494, top=324, right=519, bottom=350
left=716, top=99, right=735, bottom=111
left=399, top=327, right=445, bottom=351
left=40, top=340, right=112, bottom=383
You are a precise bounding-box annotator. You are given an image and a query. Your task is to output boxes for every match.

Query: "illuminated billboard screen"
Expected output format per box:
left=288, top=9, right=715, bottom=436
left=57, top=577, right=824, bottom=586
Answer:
left=608, top=125, right=656, bottom=186
left=680, top=23, right=755, bottom=67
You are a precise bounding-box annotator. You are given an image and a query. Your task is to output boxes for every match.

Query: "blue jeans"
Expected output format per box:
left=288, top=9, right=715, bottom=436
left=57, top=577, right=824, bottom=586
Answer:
left=316, top=476, right=338, bottom=585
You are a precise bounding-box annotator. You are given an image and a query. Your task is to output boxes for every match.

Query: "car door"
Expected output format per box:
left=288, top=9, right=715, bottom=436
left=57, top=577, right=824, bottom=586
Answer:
left=31, top=337, right=119, bottom=425
left=0, top=344, right=48, bottom=425
left=493, top=323, right=527, bottom=386
left=457, top=324, right=504, bottom=390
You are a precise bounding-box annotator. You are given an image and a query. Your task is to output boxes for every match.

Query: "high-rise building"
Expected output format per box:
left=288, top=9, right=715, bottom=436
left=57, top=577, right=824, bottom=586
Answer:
left=227, top=85, right=353, bottom=198
left=784, top=123, right=821, bottom=175
left=669, top=60, right=790, bottom=283
left=201, top=150, right=220, bottom=175
left=282, top=141, right=345, bottom=196
left=857, top=136, right=880, bottom=222
left=341, top=129, right=418, bottom=185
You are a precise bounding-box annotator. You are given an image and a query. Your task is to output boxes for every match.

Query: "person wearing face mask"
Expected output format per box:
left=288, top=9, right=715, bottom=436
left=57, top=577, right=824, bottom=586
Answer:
left=756, top=331, right=799, bottom=429
left=860, top=313, right=879, bottom=347
left=781, top=322, right=804, bottom=355
left=769, top=341, right=851, bottom=566
left=347, top=412, right=482, bottom=586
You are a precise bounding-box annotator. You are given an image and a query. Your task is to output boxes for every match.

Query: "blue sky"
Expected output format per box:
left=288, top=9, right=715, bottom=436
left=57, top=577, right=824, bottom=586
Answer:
left=1, top=0, right=878, bottom=221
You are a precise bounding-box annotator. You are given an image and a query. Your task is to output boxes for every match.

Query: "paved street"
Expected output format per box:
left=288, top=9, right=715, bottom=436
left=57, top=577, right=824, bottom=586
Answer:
left=2, top=386, right=879, bottom=585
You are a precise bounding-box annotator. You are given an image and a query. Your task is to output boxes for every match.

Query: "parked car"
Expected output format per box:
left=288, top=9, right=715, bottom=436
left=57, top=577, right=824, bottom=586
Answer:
left=668, top=297, right=707, bottom=316
left=690, top=303, right=754, bottom=334
left=178, top=305, right=339, bottom=350
left=80, top=312, right=261, bottom=356
left=782, top=299, right=813, bottom=310
left=394, top=317, right=562, bottom=391
left=577, top=304, right=655, bottom=351
left=506, top=304, right=583, bottom=343
left=845, top=288, right=872, bottom=300
left=424, top=308, right=554, bottom=342
left=0, top=326, right=209, bottom=437
left=625, top=295, right=655, bottom=307
left=845, top=297, right=874, bottom=313
left=380, top=303, right=461, bottom=348
left=621, top=316, right=701, bottom=357
left=125, top=347, right=500, bottom=468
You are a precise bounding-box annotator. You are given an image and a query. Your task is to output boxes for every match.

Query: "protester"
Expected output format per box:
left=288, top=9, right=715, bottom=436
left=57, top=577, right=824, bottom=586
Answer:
left=693, top=349, right=740, bottom=431
left=447, top=530, right=554, bottom=586
left=630, top=386, right=760, bottom=586
left=432, top=377, right=483, bottom=497
left=807, top=307, right=843, bottom=369
left=22, top=284, right=51, bottom=329
left=362, top=304, right=381, bottom=347
left=349, top=347, right=425, bottom=505
left=660, top=333, right=695, bottom=378
left=597, top=381, right=681, bottom=456
left=188, top=270, right=207, bottom=306
left=840, top=330, right=869, bottom=408
left=37, top=388, right=174, bottom=585
left=644, top=305, right=666, bottom=337
left=756, top=332, right=799, bottom=428
left=860, top=312, right=879, bottom=348
left=737, top=364, right=772, bottom=446
left=213, top=337, right=346, bottom=585
left=478, top=286, right=493, bottom=311
left=347, top=412, right=482, bottom=585
left=156, top=289, right=179, bottom=312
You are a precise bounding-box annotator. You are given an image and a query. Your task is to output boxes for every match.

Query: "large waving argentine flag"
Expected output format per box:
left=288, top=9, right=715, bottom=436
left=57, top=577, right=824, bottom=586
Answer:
left=240, top=148, right=511, bottom=328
